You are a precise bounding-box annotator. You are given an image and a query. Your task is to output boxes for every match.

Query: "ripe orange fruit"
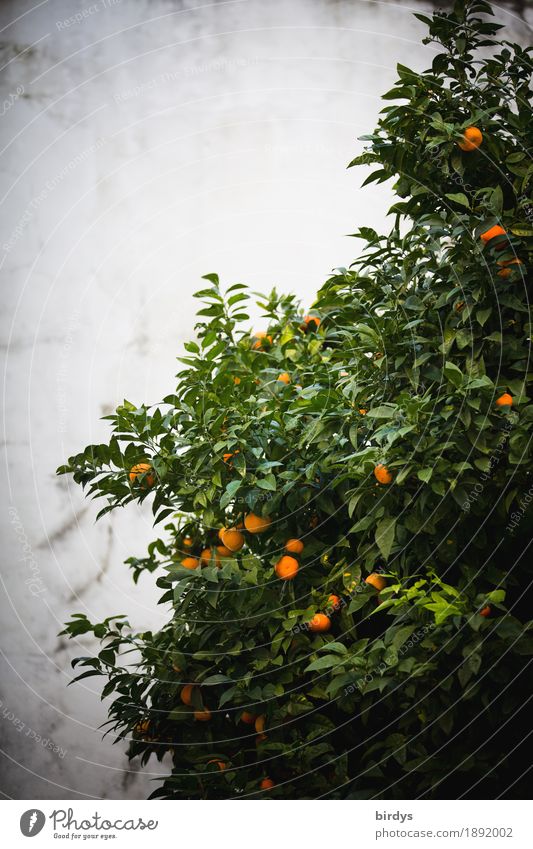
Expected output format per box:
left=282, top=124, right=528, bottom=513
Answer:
left=223, top=450, right=240, bottom=464
left=181, top=556, right=200, bottom=570
left=457, top=126, right=483, bottom=151
left=181, top=684, right=195, bottom=706
left=129, top=462, right=155, bottom=487
left=217, top=545, right=232, bottom=557
left=480, top=225, right=507, bottom=246
left=374, top=464, right=393, bottom=484
left=252, top=331, right=273, bottom=350
left=359, top=408, right=367, bottom=415
left=285, top=538, right=304, bottom=554
left=240, top=711, right=257, bottom=725
left=275, top=555, right=299, bottom=580
left=308, top=613, right=331, bottom=633
left=194, top=709, right=212, bottom=722
left=327, top=594, right=341, bottom=610
left=497, top=258, right=523, bottom=277
left=365, top=573, right=387, bottom=591
left=480, top=605, right=491, bottom=618
left=301, top=315, right=321, bottom=331
left=277, top=372, right=290, bottom=384
left=255, top=715, right=266, bottom=733
left=218, top=527, right=245, bottom=551
left=495, top=392, right=513, bottom=408
left=182, top=535, right=194, bottom=548
left=244, top=513, right=272, bottom=534
left=260, top=778, right=275, bottom=789
left=200, top=547, right=221, bottom=567
left=233, top=376, right=241, bottom=385
left=207, top=759, right=227, bottom=771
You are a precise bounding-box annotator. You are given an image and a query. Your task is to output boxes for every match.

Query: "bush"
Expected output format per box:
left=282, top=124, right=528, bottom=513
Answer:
left=59, top=0, right=533, bottom=799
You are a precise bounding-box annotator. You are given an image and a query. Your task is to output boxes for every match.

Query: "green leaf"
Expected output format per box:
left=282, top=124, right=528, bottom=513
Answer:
left=366, top=404, right=397, bottom=419
left=305, top=655, right=343, bottom=672
left=444, top=361, right=463, bottom=387
left=375, top=516, right=396, bottom=560
left=220, top=479, right=241, bottom=509
left=444, top=192, right=470, bottom=208
left=256, top=474, right=277, bottom=491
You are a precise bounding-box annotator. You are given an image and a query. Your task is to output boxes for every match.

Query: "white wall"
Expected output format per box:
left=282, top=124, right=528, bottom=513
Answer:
left=1, top=0, right=530, bottom=799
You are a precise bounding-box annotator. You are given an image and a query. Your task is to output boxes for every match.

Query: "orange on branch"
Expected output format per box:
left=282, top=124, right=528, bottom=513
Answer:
left=497, top=258, right=523, bottom=277
left=285, top=538, right=304, bottom=554
left=180, top=684, right=195, bottom=706
left=301, top=315, right=321, bottom=331
left=240, top=711, right=257, bottom=725
left=218, top=528, right=245, bottom=551
left=495, top=392, right=513, bottom=408
left=457, top=126, right=483, bottom=151
left=275, top=555, right=299, bottom=581
left=252, top=331, right=273, bottom=350
left=223, top=450, right=240, bottom=464
left=277, top=372, right=290, bottom=384
left=244, top=513, right=272, bottom=534
left=200, top=547, right=220, bottom=567
left=207, top=759, right=227, bottom=771
left=181, top=556, right=200, bottom=570
left=129, top=463, right=155, bottom=488
left=480, top=225, right=507, bottom=247
left=260, top=778, right=275, bottom=790
left=308, top=613, right=331, bottom=633
left=365, top=573, right=387, bottom=591
left=255, top=715, right=266, bottom=733
left=194, top=709, right=212, bottom=722
left=374, top=463, right=393, bottom=484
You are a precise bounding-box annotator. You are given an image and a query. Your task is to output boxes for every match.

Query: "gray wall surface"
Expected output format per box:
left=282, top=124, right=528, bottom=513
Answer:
left=1, top=0, right=530, bottom=800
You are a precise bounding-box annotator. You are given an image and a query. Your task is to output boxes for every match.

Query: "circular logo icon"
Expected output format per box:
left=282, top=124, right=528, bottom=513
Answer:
left=20, top=810, right=46, bottom=837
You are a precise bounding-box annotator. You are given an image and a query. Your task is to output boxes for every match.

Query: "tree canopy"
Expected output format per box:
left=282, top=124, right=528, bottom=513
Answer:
left=59, top=0, right=533, bottom=799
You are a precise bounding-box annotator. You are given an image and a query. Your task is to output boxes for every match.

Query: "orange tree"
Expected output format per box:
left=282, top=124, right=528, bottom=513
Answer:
left=59, top=1, right=533, bottom=799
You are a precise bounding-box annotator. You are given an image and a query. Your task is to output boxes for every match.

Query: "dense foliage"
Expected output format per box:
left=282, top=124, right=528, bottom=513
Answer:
left=59, top=0, right=533, bottom=799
